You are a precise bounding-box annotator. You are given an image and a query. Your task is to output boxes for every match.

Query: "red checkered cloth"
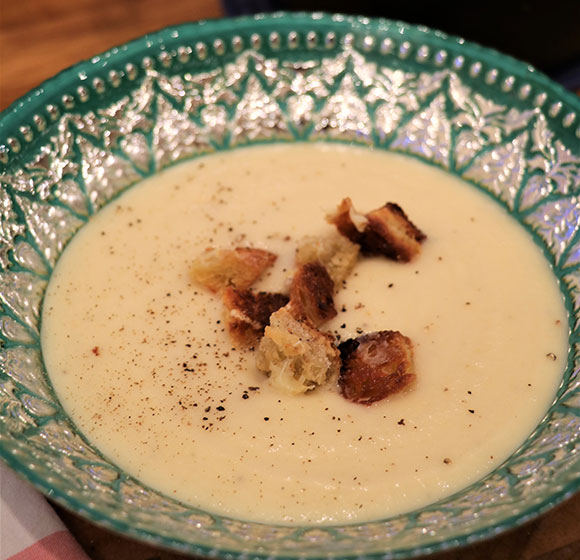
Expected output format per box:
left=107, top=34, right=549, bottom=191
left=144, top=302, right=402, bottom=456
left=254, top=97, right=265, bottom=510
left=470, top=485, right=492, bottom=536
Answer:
left=0, top=462, right=89, bottom=560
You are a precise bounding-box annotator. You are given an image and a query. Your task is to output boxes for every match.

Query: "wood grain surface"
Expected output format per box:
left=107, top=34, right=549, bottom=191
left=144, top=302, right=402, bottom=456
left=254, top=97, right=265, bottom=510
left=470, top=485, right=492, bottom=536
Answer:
left=1, top=1, right=579, bottom=559
left=0, top=0, right=223, bottom=108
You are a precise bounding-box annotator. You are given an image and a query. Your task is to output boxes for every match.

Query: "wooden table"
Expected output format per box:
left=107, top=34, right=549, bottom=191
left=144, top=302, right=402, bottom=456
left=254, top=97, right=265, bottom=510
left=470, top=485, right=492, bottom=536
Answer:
left=1, top=1, right=579, bottom=559
left=0, top=0, right=223, bottom=108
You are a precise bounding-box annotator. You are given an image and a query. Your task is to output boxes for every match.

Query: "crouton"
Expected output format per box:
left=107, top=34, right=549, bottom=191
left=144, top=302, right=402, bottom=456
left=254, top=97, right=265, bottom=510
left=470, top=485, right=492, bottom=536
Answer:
left=191, top=247, right=277, bottom=293
left=364, top=203, right=426, bottom=261
left=295, top=232, right=359, bottom=287
left=327, top=199, right=426, bottom=262
left=288, top=262, right=337, bottom=326
left=223, top=287, right=289, bottom=345
left=326, top=197, right=367, bottom=244
left=256, top=307, right=341, bottom=394
left=338, top=331, right=416, bottom=404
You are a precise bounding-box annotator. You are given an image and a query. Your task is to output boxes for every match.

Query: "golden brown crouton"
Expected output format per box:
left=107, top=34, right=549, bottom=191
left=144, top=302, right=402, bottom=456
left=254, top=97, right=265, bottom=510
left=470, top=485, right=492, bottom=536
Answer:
left=364, top=203, right=426, bottom=261
left=288, top=262, right=337, bottom=326
left=256, top=307, right=341, bottom=394
left=223, top=287, right=289, bottom=345
left=326, top=197, right=367, bottom=244
left=338, top=331, right=416, bottom=404
left=295, top=232, right=359, bottom=287
left=191, top=247, right=277, bottom=293
left=327, top=199, right=426, bottom=262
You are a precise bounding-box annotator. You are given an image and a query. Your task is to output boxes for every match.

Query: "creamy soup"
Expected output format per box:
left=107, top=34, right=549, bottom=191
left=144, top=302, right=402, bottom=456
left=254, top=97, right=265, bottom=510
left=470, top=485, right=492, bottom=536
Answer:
left=41, top=144, right=568, bottom=525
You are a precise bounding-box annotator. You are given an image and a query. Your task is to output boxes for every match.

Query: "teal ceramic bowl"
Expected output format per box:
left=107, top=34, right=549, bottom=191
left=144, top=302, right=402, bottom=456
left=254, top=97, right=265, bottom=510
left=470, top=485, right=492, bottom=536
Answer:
left=1, top=12, right=580, bottom=559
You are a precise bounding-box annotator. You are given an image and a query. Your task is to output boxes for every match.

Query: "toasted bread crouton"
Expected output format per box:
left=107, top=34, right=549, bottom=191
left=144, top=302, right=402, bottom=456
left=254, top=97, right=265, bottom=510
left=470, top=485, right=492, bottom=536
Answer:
left=338, top=331, right=416, bottom=404
left=191, top=247, right=277, bottom=293
left=326, top=197, right=367, bottom=244
left=223, top=287, right=289, bottom=345
left=327, top=199, right=426, bottom=262
left=295, top=232, right=359, bottom=287
left=364, top=204, right=426, bottom=262
left=288, top=262, right=337, bottom=326
left=256, top=307, right=340, bottom=394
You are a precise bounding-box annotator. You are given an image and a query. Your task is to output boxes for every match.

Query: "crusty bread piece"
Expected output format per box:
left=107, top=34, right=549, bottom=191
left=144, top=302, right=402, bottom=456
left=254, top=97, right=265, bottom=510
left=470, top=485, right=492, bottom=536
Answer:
left=223, top=287, right=289, bottom=345
left=191, top=247, right=276, bottom=293
left=364, top=203, right=426, bottom=262
left=256, top=307, right=340, bottom=394
left=288, top=262, right=336, bottom=326
left=327, top=198, right=426, bottom=262
left=338, top=331, right=416, bottom=404
left=326, top=197, right=367, bottom=244
left=295, top=232, right=359, bottom=287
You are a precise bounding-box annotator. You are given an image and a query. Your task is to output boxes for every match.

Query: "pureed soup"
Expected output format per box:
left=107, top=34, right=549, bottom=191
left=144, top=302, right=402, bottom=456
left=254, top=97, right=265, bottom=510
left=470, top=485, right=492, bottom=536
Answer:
left=41, top=144, right=568, bottom=525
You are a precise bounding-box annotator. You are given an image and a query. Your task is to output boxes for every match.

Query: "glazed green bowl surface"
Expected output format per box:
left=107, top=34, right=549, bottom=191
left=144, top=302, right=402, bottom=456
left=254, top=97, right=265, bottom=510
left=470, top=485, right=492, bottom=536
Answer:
left=1, top=12, right=580, bottom=559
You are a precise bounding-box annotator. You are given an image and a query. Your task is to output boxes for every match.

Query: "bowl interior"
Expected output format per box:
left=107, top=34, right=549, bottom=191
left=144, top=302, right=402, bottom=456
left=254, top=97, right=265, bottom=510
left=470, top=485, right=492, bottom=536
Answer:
left=1, top=12, right=580, bottom=559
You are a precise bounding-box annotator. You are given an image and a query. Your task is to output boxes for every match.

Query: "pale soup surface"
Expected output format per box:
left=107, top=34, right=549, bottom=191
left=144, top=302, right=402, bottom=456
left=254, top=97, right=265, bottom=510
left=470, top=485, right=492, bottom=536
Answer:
left=42, top=144, right=568, bottom=524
